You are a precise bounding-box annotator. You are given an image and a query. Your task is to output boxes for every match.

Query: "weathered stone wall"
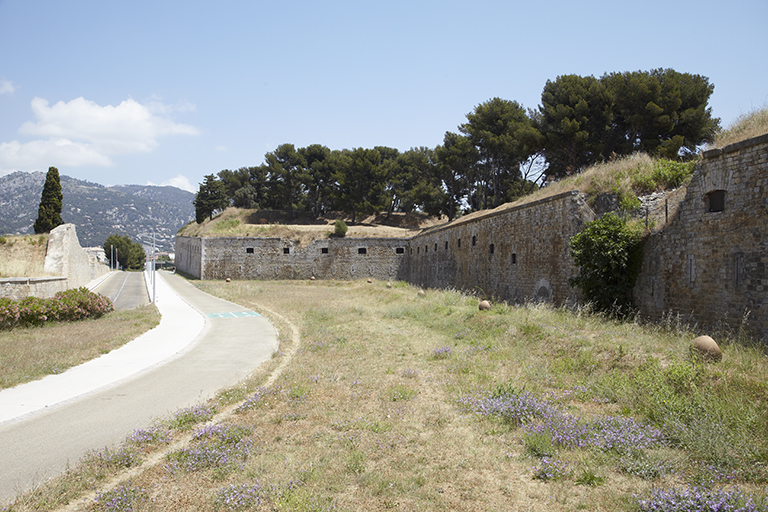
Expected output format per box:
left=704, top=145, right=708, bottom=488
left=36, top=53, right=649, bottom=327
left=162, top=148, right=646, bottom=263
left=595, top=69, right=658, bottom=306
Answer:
left=175, top=236, right=202, bottom=278
left=407, top=191, right=595, bottom=304
left=174, top=135, right=767, bottom=340
left=635, top=134, right=768, bottom=340
left=177, top=235, right=409, bottom=281
left=0, top=224, right=109, bottom=299
left=0, top=277, right=69, bottom=300
left=43, top=223, right=109, bottom=288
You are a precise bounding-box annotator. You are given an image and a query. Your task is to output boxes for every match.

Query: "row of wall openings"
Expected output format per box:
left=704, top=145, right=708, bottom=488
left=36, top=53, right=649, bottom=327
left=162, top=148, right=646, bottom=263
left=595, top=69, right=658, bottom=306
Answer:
left=410, top=237, right=517, bottom=263
left=245, top=247, right=404, bottom=255
left=270, top=240, right=515, bottom=261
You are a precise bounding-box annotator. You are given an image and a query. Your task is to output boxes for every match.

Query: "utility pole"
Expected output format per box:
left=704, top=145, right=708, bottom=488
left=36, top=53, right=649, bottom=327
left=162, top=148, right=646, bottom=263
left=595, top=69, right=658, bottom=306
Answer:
left=139, top=230, right=158, bottom=304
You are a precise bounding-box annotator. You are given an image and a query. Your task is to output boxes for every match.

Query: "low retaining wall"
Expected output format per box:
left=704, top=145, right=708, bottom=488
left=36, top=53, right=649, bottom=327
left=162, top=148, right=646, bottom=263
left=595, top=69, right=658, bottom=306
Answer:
left=0, top=277, right=69, bottom=300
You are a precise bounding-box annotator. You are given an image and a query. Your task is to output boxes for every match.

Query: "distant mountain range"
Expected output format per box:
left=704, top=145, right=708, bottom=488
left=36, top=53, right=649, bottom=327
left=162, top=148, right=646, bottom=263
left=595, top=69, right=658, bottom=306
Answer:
left=0, top=171, right=195, bottom=252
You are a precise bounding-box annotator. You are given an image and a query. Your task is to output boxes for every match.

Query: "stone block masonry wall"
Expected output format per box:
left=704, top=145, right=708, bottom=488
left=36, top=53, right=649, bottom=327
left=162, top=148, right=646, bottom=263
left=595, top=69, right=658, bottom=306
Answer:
left=635, top=134, right=768, bottom=341
left=175, top=236, right=202, bottom=278
left=1, top=224, right=109, bottom=299
left=0, top=277, right=69, bottom=300
left=176, top=235, right=409, bottom=281
left=44, top=223, right=109, bottom=287
left=407, top=191, right=595, bottom=304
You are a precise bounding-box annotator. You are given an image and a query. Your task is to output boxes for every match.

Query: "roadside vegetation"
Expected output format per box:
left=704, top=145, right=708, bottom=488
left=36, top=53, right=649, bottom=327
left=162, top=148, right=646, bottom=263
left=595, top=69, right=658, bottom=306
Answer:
left=0, top=303, right=159, bottom=389
left=6, top=279, right=767, bottom=511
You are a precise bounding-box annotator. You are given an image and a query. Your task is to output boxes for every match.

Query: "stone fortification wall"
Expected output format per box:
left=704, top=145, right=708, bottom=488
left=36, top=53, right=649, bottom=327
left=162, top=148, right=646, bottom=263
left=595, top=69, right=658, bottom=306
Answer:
left=0, top=224, right=109, bottom=299
left=407, top=191, right=595, bottom=304
left=175, top=236, right=202, bottom=278
left=635, top=134, right=768, bottom=340
left=177, top=235, right=409, bottom=282
left=44, top=223, right=109, bottom=288
left=174, top=135, right=767, bottom=340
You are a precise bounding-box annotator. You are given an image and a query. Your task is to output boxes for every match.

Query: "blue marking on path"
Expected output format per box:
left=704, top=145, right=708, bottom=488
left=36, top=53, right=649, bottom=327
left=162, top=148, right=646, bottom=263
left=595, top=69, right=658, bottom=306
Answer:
left=207, top=311, right=261, bottom=318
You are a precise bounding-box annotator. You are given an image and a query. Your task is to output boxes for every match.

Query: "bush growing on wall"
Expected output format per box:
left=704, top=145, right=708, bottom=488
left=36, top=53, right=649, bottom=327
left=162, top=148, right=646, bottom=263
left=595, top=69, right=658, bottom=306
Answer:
left=333, top=220, right=348, bottom=238
left=568, top=213, right=644, bottom=315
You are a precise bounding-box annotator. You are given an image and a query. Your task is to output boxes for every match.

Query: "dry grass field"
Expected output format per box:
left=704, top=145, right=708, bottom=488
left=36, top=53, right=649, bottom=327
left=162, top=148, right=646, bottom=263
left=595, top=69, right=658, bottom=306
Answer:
left=0, top=304, right=160, bottom=389
left=6, top=278, right=768, bottom=512
left=0, top=235, right=51, bottom=278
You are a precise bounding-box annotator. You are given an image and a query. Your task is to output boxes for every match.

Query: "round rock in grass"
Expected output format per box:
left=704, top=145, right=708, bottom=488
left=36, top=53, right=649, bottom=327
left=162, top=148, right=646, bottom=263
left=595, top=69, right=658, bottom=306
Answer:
left=417, top=289, right=426, bottom=298
left=479, top=300, right=492, bottom=311
left=225, top=277, right=231, bottom=283
left=386, top=282, right=392, bottom=288
left=692, top=335, right=722, bottom=361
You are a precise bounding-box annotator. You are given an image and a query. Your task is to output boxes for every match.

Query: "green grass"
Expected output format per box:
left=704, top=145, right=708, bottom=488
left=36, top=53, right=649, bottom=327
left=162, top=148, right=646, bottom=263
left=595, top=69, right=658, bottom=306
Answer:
left=5, top=280, right=768, bottom=511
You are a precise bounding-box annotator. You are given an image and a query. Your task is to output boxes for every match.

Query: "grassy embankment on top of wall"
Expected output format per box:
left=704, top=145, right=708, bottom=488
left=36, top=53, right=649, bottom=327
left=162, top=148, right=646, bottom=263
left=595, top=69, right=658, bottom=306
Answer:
left=708, top=105, right=768, bottom=149
left=0, top=234, right=50, bottom=278
left=177, top=209, right=437, bottom=245
left=177, top=105, right=768, bottom=242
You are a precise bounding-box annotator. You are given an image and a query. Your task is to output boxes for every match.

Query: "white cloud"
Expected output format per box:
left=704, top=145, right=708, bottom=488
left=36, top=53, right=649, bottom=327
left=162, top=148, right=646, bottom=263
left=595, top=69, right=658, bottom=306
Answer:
left=215, top=145, right=228, bottom=152
left=0, top=138, right=111, bottom=168
left=0, top=79, right=16, bottom=94
left=147, top=173, right=196, bottom=193
left=0, top=96, right=199, bottom=172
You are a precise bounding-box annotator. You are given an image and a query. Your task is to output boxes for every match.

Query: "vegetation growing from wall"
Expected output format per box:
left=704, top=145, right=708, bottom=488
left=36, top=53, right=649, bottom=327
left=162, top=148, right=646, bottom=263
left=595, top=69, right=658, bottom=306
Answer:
left=332, top=219, right=348, bottom=237
left=568, top=213, right=644, bottom=314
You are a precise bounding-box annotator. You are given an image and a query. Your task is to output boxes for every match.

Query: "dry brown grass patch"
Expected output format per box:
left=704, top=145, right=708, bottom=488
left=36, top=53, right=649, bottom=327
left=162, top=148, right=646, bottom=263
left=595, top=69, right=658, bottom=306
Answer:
left=0, top=234, right=51, bottom=277
left=0, top=304, right=160, bottom=389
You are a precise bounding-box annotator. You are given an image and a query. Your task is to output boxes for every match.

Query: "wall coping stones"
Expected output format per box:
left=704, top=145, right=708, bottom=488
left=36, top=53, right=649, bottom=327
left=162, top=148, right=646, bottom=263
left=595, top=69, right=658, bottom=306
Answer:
left=417, top=190, right=583, bottom=238
left=702, top=132, right=768, bottom=159
left=0, top=277, right=67, bottom=285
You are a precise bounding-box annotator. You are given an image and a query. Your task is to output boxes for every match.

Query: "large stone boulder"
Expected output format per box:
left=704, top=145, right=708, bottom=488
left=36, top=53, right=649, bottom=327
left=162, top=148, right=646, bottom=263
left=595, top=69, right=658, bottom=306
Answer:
left=692, top=335, right=722, bottom=361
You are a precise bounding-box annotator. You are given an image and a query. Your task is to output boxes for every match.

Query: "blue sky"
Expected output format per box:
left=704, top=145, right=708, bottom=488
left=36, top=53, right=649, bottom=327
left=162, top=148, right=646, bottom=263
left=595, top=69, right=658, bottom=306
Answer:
left=1, top=0, right=766, bottom=193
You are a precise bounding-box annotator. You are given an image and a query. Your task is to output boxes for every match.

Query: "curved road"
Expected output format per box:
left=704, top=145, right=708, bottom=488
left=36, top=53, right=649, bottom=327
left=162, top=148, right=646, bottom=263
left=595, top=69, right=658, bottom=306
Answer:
left=0, top=272, right=278, bottom=505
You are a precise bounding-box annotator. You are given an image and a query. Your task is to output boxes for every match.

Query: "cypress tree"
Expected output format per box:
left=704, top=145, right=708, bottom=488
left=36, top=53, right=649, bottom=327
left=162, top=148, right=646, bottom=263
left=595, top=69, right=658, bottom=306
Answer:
left=34, top=166, right=64, bottom=234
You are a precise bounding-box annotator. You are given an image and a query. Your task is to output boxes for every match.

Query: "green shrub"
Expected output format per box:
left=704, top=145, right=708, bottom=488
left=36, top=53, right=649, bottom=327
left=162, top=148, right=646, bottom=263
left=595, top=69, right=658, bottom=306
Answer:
left=0, top=288, right=114, bottom=330
left=631, top=159, right=697, bottom=194
left=333, top=219, right=348, bottom=237
left=568, top=213, right=644, bottom=315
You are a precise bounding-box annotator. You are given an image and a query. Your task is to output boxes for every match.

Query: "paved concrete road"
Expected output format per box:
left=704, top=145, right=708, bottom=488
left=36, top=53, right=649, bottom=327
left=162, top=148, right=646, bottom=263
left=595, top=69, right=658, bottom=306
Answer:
left=0, top=273, right=278, bottom=506
left=92, top=271, right=150, bottom=310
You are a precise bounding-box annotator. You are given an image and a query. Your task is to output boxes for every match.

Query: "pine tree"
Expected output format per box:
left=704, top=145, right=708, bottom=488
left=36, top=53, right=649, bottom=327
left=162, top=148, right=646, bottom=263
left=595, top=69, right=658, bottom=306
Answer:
left=33, top=166, right=64, bottom=233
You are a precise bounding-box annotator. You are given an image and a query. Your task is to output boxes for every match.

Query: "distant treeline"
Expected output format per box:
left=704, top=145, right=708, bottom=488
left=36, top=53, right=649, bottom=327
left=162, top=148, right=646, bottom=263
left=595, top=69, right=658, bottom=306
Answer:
left=194, top=68, right=719, bottom=223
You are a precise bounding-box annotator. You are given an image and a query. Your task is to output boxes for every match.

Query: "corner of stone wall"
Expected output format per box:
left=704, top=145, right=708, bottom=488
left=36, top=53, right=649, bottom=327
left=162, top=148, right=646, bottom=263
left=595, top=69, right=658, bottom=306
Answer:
left=44, top=223, right=109, bottom=289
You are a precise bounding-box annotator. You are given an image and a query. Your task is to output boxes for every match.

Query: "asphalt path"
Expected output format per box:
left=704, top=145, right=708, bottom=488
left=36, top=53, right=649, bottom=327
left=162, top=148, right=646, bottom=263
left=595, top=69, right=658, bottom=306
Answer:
left=0, top=272, right=278, bottom=506
left=92, top=271, right=150, bottom=310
